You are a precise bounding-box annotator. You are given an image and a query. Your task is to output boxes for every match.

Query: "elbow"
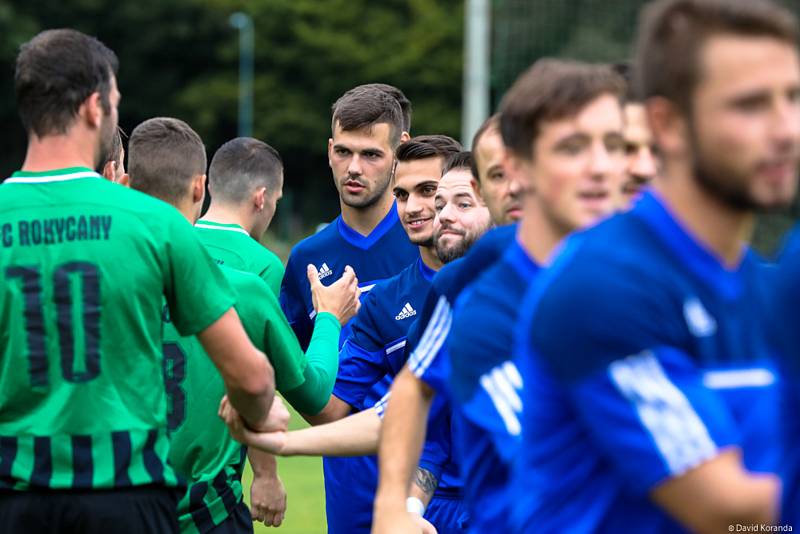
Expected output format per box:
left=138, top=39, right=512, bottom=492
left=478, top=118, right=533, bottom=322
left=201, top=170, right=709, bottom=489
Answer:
left=233, top=354, right=275, bottom=400
left=691, top=477, right=780, bottom=534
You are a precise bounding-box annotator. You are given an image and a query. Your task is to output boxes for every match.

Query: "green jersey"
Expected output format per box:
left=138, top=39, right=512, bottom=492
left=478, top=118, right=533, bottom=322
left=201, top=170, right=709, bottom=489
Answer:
left=167, top=267, right=318, bottom=533
left=0, top=167, right=235, bottom=491
left=194, top=219, right=284, bottom=296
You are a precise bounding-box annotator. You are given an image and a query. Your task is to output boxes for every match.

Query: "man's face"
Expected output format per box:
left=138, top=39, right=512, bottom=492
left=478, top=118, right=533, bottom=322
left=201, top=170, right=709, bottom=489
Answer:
left=393, top=157, right=441, bottom=247
left=688, top=35, right=800, bottom=211
left=524, top=93, right=626, bottom=234
left=434, top=169, right=492, bottom=263
left=96, top=75, right=121, bottom=171
left=328, top=122, right=396, bottom=210
left=475, top=129, right=524, bottom=225
left=621, top=102, right=657, bottom=204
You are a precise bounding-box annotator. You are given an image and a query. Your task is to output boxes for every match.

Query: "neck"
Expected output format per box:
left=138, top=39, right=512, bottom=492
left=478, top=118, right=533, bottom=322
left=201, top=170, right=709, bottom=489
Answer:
left=655, top=161, right=753, bottom=268
left=21, top=133, right=96, bottom=172
left=518, top=195, right=568, bottom=266
left=174, top=198, right=198, bottom=224
left=340, top=193, right=394, bottom=236
left=202, top=203, right=254, bottom=235
left=419, top=244, right=442, bottom=271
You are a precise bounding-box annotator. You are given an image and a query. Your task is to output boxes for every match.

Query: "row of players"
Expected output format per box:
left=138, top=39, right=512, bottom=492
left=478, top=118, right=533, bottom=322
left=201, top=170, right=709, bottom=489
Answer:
left=3, top=0, right=800, bottom=532
left=220, top=0, right=800, bottom=533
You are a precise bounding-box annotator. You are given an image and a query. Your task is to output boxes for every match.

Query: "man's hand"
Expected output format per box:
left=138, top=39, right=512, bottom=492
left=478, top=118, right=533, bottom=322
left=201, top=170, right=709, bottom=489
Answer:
left=372, top=502, right=431, bottom=534
left=219, top=395, right=290, bottom=453
left=307, top=264, right=361, bottom=325
left=250, top=470, right=287, bottom=527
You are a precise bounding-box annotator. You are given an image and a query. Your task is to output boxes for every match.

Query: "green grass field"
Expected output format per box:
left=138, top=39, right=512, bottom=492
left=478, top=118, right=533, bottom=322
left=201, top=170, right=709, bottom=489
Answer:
left=241, top=404, right=327, bottom=533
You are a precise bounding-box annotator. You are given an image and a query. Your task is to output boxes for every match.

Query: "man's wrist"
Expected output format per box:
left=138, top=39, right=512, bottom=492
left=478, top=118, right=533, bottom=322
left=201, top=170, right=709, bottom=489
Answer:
left=406, top=497, right=425, bottom=516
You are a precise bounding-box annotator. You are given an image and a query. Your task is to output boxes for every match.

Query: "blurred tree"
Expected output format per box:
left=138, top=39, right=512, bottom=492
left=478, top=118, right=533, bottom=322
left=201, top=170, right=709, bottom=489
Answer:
left=0, top=0, right=463, bottom=235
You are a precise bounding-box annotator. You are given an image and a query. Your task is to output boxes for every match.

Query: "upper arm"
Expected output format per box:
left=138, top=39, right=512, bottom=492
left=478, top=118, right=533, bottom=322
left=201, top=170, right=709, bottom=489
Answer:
left=303, top=395, right=352, bottom=425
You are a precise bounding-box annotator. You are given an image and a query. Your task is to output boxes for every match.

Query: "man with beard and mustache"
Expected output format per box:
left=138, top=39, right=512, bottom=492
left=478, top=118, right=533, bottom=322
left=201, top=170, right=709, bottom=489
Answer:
left=279, top=85, right=418, bottom=534
left=509, top=0, right=800, bottom=532
left=373, top=61, right=627, bottom=534
left=0, top=30, right=279, bottom=532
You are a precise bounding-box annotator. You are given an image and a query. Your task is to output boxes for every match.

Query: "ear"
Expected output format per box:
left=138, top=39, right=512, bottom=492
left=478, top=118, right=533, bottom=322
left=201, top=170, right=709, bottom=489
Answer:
left=101, top=161, right=116, bottom=181
left=471, top=178, right=486, bottom=204
left=81, top=92, right=104, bottom=129
left=399, top=131, right=411, bottom=143
left=646, top=97, right=688, bottom=158
left=327, top=138, right=334, bottom=167
left=192, top=174, right=206, bottom=204
left=254, top=186, right=267, bottom=211
left=117, top=173, right=131, bottom=188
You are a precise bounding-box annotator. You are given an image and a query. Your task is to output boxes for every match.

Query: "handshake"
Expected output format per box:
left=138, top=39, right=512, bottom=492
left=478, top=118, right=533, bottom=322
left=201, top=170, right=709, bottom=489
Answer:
left=219, top=394, right=291, bottom=454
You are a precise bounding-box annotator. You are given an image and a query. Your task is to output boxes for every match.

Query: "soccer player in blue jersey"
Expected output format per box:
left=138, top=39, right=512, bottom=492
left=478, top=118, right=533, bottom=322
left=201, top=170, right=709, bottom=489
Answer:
left=279, top=85, right=417, bottom=533
left=280, top=86, right=417, bottom=351
left=511, top=0, right=800, bottom=532
left=444, top=60, right=626, bottom=533
left=373, top=60, right=627, bottom=533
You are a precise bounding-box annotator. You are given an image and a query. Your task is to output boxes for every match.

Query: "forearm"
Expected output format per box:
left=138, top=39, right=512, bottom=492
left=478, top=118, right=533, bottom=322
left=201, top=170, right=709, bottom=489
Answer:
left=282, top=312, right=341, bottom=414
left=281, top=408, right=381, bottom=457
left=375, top=369, right=434, bottom=506
left=409, top=467, right=438, bottom=507
left=248, top=447, right=278, bottom=478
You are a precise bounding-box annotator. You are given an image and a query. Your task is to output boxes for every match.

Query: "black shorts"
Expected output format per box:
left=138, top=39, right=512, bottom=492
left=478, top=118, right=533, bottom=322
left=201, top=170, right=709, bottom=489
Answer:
left=0, top=485, right=181, bottom=534
left=205, top=500, right=253, bottom=534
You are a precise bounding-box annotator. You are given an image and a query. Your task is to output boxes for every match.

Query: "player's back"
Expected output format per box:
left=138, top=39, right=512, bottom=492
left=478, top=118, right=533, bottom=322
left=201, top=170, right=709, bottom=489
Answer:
left=510, top=191, right=779, bottom=533
left=0, top=168, right=231, bottom=491
left=195, top=219, right=284, bottom=296
left=166, top=267, right=286, bottom=534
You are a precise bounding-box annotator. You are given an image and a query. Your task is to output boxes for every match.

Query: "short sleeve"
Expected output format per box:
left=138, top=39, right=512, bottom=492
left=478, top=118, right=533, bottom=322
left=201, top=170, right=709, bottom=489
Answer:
left=333, top=290, right=393, bottom=410
left=258, top=250, right=285, bottom=298
left=280, top=253, right=313, bottom=350
left=568, top=347, right=740, bottom=494
left=235, top=271, right=306, bottom=392
left=408, top=293, right=452, bottom=394
left=163, top=214, right=235, bottom=336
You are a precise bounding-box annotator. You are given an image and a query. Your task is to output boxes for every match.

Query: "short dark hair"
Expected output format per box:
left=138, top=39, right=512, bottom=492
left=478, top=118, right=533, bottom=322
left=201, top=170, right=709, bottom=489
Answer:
left=499, top=59, right=625, bottom=160
left=95, top=126, right=126, bottom=175
left=470, top=114, right=500, bottom=182
left=395, top=135, right=461, bottom=163
left=612, top=61, right=641, bottom=103
left=359, top=83, right=412, bottom=132
left=208, top=137, right=284, bottom=204
left=634, top=0, right=798, bottom=114
left=128, top=117, right=206, bottom=204
left=442, top=151, right=473, bottom=176
left=331, top=86, right=404, bottom=147
left=15, top=29, right=118, bottom=137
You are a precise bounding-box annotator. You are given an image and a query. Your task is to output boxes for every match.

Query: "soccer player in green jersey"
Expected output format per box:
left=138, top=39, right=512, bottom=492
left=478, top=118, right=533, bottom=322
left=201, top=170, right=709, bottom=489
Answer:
left=198, top=138, right=286, bottom=297
left=0, top=29, right=280, bottom=533
left=128, top=117, right=360, bottom=533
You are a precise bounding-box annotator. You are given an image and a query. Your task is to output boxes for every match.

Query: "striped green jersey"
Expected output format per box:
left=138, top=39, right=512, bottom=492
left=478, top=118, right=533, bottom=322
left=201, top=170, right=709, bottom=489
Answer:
left=194, top=219, right=284, bottom=297
left=167, top=266, right=310, bottom=533
left=0, top=167, right=235, bottom=491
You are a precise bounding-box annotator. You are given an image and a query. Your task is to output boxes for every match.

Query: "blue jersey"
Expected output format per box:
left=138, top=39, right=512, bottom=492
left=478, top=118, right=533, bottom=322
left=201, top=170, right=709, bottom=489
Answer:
left=510, top=191, right=781, bottom=533
left=770, top=226, right=800, bottom=524
left=447, top=238, right=539, bottom=533
left=280, top=203, right=418, bottom=350
left=324, top=257, right=438, bottom=533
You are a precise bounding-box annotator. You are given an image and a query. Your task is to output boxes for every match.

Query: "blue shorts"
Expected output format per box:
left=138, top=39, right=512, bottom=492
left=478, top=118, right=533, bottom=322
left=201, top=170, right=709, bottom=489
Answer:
left=424, top=495, right=468, bottom=534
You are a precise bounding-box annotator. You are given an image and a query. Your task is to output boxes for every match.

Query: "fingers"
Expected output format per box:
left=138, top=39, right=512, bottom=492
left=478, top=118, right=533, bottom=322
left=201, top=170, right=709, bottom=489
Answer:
left=306, top=264, right=321, bottom=289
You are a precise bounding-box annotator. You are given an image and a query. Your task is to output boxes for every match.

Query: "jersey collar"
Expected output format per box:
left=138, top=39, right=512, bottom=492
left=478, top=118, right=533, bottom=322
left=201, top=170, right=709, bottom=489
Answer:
left=195, top=219, right=250, bottom=236
left=417, top=256, right=438, bottom=282
left=632, top=190, right=751, bottom=299
left=5, top=167, right=101, bottom=184
left=337, top=202, right=401, bottom=250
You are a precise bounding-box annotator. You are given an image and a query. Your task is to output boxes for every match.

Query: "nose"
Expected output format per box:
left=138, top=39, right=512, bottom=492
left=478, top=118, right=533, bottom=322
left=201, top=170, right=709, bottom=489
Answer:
left=406, top=192, right=424, bottom=215
left=347, top=154, right=363, bottom=176
left=589, top=141, right=613, bottom=181
left=771, top=95, right=800, bottom=150
left=629, top=147, right=658, bottom=180
left=438, top=201, right=457, bottom=225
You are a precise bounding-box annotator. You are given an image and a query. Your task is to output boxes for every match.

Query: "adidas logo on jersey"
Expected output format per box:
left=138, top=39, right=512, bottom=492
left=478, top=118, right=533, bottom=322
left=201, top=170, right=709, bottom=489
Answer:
left=395, top=303, right=417, bottom=320
left=317, top=263, right=333, bottom=280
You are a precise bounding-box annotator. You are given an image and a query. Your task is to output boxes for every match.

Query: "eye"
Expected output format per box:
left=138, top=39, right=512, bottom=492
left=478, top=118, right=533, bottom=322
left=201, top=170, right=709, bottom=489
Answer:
left=557, top=140, right=585, bottom=155
left=458, top=201, right=473, bottom=209
left=362, top=152, right=381, bottom=160
left=394, top=191, right=408, bottom=201
left=435, top=202, right=445, bottom=212
left=335, top=147, right=351, bottom=157
left=422, top=185, right=437, bottom=196
left=489, top=171, right=504, bottom=182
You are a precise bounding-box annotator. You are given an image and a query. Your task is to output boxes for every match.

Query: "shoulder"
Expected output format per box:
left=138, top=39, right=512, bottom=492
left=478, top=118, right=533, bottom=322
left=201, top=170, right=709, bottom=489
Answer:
left=289, top=220, right=340, bottom=257
left=522, top=215, right=675, bottom=381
